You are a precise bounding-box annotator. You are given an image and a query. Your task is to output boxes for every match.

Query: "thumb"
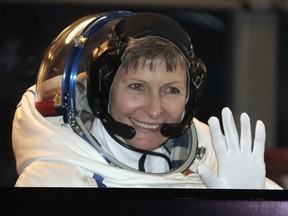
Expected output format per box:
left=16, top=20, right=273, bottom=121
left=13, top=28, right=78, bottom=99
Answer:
left=198, top=164, right=224, bottom=188
left=197, top=164, right=214, bottom=183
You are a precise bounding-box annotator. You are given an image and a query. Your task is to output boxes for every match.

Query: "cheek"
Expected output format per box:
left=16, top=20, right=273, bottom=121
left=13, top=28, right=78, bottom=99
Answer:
left=109, top=93, right=139, bottom=118
left=165, top=99, right=186, bottom=121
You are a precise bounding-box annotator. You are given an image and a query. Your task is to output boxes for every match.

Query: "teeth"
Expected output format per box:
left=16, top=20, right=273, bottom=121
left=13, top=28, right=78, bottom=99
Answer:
left=130, top=118, right=160, bottom=130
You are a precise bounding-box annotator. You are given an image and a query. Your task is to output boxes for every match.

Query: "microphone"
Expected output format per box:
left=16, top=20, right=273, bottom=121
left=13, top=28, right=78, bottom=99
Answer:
left=92, top=99, right=191, bottom=139
left=92, top=99, right=136, bottom=139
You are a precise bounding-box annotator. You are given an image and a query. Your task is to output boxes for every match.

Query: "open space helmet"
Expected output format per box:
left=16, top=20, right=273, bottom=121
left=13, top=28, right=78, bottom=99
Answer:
left=35, top=11, right=206, bottom=174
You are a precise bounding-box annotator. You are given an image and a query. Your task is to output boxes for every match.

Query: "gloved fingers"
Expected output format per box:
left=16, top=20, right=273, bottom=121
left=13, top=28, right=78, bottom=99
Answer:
left=240, top=112, right=252, bottom=153
left=253, top=120, right=266, bottom=156
left=221, top=107, right=240, bottom=151
left=208, top=116, right=228, bottom=154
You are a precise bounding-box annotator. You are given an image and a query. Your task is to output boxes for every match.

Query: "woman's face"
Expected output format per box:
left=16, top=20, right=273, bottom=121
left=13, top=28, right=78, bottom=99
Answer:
left=109, top=58, right=187, bottom=151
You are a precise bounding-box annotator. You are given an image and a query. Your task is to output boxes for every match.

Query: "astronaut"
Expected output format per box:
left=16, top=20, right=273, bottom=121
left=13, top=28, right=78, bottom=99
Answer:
left=12, top=11, right=281, bottom=188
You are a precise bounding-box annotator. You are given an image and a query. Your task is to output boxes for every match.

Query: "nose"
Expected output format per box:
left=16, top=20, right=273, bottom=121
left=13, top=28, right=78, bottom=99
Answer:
left=145, top=93, right=163, bottom=119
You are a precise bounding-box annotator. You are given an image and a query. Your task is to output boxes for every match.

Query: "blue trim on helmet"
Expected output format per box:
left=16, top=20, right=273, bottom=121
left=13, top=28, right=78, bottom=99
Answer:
left=61, top=10, right=134, bottom=123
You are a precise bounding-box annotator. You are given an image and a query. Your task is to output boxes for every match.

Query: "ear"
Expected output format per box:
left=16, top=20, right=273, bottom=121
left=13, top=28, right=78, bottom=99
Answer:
left=191, top=57, right=207, bottom=91
left=87, top=46, right=122, bottom=112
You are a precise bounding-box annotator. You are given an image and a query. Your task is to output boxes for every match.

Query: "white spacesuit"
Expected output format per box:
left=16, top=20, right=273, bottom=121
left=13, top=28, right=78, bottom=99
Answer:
left=12, top=11, right=282, bottom=189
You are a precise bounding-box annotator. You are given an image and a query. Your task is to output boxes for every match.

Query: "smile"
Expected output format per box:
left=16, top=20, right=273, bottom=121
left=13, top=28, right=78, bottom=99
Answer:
left=130, top=118, right=160, bottom=130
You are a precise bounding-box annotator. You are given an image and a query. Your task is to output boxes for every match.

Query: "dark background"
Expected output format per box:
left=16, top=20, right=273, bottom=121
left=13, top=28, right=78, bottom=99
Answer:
left=1, top=2, right=288, bottom=188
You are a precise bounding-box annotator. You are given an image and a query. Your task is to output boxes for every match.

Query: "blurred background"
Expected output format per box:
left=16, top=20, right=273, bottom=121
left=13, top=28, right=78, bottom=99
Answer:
left=1, top=0, right=288, bottom=188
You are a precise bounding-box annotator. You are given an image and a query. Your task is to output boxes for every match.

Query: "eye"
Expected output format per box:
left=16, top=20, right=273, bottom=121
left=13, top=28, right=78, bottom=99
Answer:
left=128, top=83, right=144, bottom=91
left=166, top=87, right=180, bottom=94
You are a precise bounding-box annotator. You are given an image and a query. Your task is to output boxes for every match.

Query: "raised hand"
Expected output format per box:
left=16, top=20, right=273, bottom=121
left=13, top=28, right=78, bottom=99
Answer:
left=198, top=107, right=266, bottom=189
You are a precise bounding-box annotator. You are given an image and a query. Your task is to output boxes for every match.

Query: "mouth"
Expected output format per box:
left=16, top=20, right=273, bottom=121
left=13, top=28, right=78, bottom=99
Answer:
left=130, top=118, right=161, bottom=130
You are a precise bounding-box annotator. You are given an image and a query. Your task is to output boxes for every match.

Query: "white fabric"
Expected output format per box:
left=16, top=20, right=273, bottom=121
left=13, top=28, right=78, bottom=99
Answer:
left=12, top=85, right=282, bottom=189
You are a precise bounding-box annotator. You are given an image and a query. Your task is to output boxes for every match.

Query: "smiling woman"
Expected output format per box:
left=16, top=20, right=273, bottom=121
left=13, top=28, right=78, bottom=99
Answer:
left=108, top=38, right=188, bottom=151
left=11, top=10, right=282, bottom=189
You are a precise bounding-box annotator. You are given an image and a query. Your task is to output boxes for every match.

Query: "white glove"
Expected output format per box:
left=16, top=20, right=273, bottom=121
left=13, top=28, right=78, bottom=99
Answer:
left=198, top=107, right=266, bottom=189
